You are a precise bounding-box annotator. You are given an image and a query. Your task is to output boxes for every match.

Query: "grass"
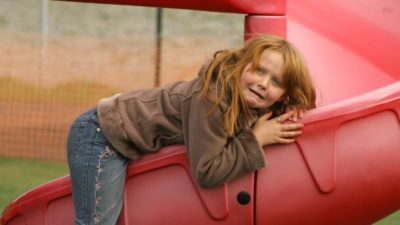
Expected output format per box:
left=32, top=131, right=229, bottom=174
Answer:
left=0, top=156, right=399, bottom=224
left=377, top=212, right=400, bottom=225
left=0, top=156, right=68, bottom=213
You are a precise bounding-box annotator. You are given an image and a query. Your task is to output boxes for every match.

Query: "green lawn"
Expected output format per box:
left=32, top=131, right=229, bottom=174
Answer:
left=0, top=156, right=399, bottom=224
left=0, top=156, right=69, bottom=212
left=377, top=211, right=400, bottom=225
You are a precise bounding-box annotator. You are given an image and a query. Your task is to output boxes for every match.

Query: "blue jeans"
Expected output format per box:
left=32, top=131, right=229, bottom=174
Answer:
left=67, top=108, right=128, bottom=225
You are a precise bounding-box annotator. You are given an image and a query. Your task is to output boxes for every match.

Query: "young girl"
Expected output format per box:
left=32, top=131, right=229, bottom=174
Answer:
left=67, top=35, right=316, bottom=225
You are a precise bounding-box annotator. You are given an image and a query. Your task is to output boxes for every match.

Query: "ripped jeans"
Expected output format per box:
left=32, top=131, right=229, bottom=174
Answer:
left=67, top=108, right=128, bottom=225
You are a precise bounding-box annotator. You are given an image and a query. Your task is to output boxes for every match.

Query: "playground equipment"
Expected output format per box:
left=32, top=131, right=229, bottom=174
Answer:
left=2, top=0, right=400, bottom=224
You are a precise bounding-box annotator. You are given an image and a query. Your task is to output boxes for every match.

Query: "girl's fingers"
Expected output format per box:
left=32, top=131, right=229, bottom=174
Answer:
left=292, top=109, right=298, bottom=121
left=277, top=137, right=296, bottom=144
left=298, top=109, right=305, bottom=119
left=281, top=123, right=304, bottom=131
left=260, top=112, right=273, bottom=121
left=278, top=111, right=294, bottom=122
left=280, top=130, right=302, bottom=138
left=284, top=107, right=307, bottom=121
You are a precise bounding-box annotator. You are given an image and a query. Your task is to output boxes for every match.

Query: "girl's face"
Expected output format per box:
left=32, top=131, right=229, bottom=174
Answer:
left=240, top=50, right=286, bottom=109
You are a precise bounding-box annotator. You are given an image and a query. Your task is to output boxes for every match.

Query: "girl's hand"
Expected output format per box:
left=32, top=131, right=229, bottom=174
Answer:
left=252, top=111, right=304, bottom=146
left=285, top=105, right=306, bottom=122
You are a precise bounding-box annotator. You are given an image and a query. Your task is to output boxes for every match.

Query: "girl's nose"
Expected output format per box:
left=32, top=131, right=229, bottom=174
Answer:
left=258, top=76, right=270, bottom=90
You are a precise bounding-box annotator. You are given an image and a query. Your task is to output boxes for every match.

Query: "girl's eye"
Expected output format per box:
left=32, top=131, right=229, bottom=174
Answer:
left=256, top=67, right=265, bottom=75
left=272, top=77, right=281, bottom=86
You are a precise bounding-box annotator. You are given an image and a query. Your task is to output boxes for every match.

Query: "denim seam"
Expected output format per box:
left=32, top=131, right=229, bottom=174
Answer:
left=83, top=125, right=99, bottom=225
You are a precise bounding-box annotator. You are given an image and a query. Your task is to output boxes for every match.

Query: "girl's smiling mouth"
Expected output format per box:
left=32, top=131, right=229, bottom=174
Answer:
left=249, top=88, right=265, bottom=99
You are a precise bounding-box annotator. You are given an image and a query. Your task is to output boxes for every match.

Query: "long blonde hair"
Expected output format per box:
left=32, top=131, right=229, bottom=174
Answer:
left=200, top=35, right=316, bottom=136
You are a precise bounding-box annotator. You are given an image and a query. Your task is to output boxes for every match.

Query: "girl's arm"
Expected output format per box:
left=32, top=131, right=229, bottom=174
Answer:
left=184, top=94, right=266, bottom=188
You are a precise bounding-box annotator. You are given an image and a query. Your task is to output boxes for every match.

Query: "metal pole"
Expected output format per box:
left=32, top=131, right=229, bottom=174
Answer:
left=41, top=0, right=49, bottom=63
left=154, top=8, right=163, bottom=87
left=40, top=0, right=49, bottom=89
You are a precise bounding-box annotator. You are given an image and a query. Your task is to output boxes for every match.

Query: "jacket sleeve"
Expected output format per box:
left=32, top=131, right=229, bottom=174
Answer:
left=184, top=94, right=266, bottom=188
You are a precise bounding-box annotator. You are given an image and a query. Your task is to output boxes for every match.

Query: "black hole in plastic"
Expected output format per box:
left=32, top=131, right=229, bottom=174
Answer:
left=237, top=191, right=251, bottom=205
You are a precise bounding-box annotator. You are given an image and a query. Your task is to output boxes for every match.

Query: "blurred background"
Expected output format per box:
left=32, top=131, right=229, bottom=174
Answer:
left=0, top=0, right=244, bottom=161
left=0, top=1, right=398, bottom=224
left=0, top=0, right=244, bottom=212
